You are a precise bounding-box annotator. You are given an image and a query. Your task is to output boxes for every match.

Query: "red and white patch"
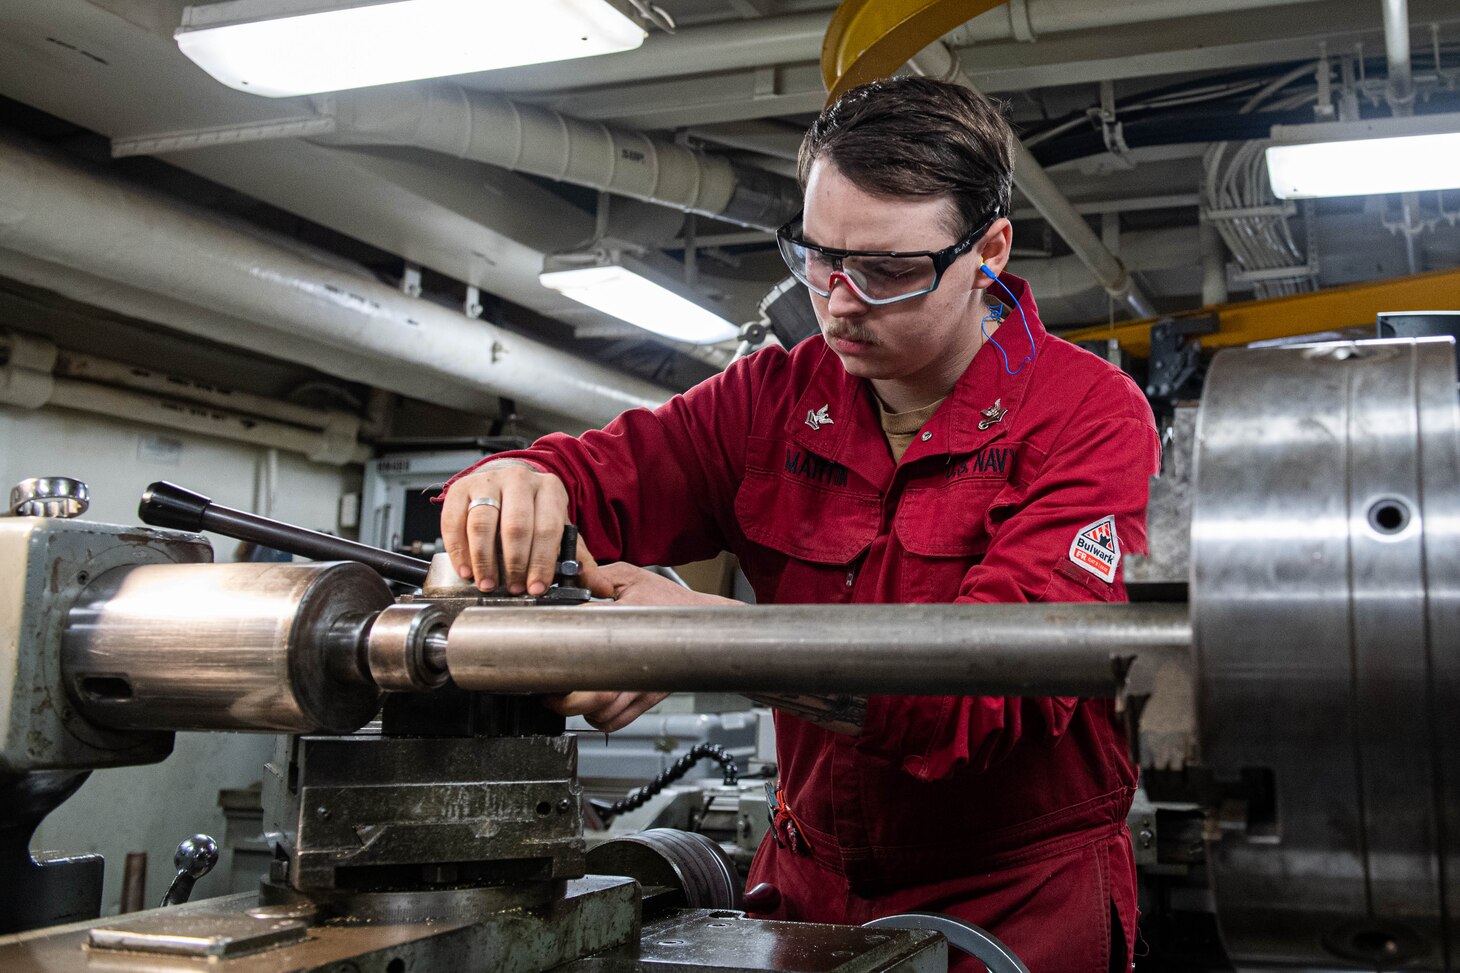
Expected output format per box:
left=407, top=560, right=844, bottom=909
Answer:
left=1069, top=515, right=1120, bottom=583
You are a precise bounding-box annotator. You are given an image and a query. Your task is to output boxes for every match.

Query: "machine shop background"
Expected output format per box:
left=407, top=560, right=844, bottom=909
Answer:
left=1, top=1, right=1459, bottom=970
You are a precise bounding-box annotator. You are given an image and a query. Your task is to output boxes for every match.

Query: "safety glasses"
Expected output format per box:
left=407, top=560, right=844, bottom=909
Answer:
left=776, top=213, right=992, bottom=305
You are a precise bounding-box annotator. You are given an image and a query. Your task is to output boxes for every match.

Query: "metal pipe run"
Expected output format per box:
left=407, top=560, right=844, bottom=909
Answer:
left=323, top=84, right=802, bottom=232
left=480, top=2, right=1337, bottom=95
left=1383, top=0, right=1416, bottom=115
left=442, top=602, right=1192, bottom=697
left=0, top=330, right=368, bottom=465
left=0, top=136, right=672, bottom=427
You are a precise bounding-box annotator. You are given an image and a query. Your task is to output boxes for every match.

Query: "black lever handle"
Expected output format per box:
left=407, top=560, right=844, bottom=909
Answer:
left=139, top=481, right=430, bottom=586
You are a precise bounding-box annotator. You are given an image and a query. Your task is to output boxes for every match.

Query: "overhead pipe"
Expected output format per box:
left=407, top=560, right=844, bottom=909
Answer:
left=1019, top=227, right=1200, bottom=301
left=1200, top=223, right=1230, bottom=307
left=909, top=42, right=1157, bottom=319
left=321, top=7, right=1333, bottom=236
left=1381, top=0, right=1422, bottom=273
left=52, top=346, right=362, bottom=439
left=1010, top=193, right=1202, bottom=221
left=1382, top=0, right=1416, bottom=115
left=0, top=248, right=504, bottom=424
left=0, top=137, right=672, bottom=428
left=321, top=85, right=803, bottom=232
left=322, top=75, right=1160, bottom=316
left=477, top=2, right=1333, bottom=94
left=684, top=121, right=806, bottom=162
left=49, top=380, right=368, bottom=465
left=946, top=0, right=1334, bottom=46
left=477, top=12, right=833, bottom=94
left=0, top=331, right=367, bottom=464
left=0, top=249, right=614, bottom=435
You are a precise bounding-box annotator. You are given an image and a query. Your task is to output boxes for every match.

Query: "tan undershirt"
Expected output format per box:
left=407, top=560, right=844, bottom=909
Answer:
left=877, top=395, right=947, bottom=464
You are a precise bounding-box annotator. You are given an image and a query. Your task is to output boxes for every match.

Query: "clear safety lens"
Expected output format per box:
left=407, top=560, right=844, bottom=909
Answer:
left=777, top=236, right=940, bottom=305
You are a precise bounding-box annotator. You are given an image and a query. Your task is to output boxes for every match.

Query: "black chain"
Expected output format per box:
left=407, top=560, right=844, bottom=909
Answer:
left=591, top=744, right=740, bottom=823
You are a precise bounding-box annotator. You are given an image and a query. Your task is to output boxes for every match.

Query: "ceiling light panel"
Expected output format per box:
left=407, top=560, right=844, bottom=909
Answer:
left=176, top=0, right=646, bottom=98
left=1266, top=112, right=1460, bottom=199
left=541, top=260, right=741, bottom=345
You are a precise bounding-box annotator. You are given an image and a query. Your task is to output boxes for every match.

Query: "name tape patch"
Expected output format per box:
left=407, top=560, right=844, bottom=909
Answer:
left=1069, top=515, right=1120, bottom=583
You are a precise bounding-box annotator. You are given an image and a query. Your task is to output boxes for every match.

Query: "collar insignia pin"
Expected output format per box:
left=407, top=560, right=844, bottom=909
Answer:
left=805, top=404, right=834, bottom=431
left=978, top=399, right=1007, bottom=431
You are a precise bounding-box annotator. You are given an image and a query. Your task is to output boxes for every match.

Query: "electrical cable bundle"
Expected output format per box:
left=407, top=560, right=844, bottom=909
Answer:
left=589, top=743, right=740, bottom=823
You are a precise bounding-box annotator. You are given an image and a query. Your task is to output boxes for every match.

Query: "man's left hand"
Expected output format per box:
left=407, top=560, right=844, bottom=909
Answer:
left=543, top=562, right=743, bottom=731
left=584, top=561, right=742, bottom=607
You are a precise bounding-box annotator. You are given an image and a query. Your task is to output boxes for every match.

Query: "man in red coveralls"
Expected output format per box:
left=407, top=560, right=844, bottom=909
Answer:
left=439, top=77, right=1159, bottom=973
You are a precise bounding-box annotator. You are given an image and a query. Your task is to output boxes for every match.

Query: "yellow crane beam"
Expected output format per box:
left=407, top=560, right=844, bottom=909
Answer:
left=1061, top=266, right=1460, bottom=358
left=821, top=0, right=1009, bottom=102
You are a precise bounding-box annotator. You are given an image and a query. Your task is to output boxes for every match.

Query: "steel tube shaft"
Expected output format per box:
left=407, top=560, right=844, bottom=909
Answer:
left=443, top=602, right=1191, bottom=697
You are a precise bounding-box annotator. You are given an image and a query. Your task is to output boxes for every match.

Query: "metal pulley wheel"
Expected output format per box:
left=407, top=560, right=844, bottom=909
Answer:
left=864, top=913, right=1031, bottom=973
left=587, top=828, right=741, bottom=910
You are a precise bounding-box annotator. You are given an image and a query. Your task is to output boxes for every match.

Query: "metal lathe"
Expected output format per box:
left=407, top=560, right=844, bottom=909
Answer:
left=1, top=337, right=1457, bottom=971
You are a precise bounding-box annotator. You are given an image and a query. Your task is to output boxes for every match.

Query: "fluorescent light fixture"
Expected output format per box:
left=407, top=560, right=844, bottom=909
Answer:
left=541, top=253, right=741, bottom=345
left=1266, top=111, right=1460, bottom=199
left=176, top=0, right=646, bottom=98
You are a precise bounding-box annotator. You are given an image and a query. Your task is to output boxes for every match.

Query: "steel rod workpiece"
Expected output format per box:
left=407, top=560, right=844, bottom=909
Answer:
left=442, top=602, right=1193, bottom=697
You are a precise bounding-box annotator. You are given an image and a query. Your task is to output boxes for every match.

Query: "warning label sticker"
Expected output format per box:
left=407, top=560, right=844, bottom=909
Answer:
left=1069, top=515, right=1120, bottom=583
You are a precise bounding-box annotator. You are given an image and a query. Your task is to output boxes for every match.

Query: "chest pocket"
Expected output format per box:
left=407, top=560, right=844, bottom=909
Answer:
left=734, top=466, right=881, bottom=563
left=893, top=478, right=1009, bottom=602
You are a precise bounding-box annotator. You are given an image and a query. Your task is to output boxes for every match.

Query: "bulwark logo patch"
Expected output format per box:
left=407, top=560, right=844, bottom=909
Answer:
left=1069, top=515, right=1120, bottom=583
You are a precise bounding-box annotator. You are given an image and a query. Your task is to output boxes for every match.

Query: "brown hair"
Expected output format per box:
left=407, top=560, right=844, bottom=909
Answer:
left=797, top=76, right=1016, bottom=238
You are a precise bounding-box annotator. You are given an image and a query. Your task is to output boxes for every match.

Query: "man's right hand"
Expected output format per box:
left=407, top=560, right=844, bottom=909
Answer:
left=441, top=459, right=603, bottom=596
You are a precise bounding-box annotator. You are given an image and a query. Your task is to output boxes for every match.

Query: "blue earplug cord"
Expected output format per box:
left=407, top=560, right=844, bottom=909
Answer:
left=978, top=263, right=1036, bottom=376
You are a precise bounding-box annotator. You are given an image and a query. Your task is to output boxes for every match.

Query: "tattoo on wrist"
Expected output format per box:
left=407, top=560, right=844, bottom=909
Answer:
left=744, top=693, right=866, bottom=735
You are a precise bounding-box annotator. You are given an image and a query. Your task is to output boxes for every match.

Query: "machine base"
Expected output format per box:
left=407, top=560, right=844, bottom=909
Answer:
left=0, top=877, right=945, bottom=972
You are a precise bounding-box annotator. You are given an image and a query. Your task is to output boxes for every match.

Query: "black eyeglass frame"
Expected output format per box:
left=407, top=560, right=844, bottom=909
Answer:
left=775, top=211, right=996, bottom=305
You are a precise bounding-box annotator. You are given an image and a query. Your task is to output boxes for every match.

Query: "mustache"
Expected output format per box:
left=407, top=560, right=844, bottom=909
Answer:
left=824, top=324, right=880, bottom=345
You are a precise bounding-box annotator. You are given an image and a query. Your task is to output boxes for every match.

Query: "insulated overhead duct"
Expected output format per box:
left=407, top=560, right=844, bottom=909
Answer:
left=477, top=1, right=1336, bottom=93
left=320, top=84, right=803, bottom=232
left=1383, top=0, right=1416, bottom=115
left=947, top=0, right=1336, bottom=45
left=473, top=12, right=835, bottom=93
left=0, top=331, right=367, bottom=464
left=1382, top=0, right=1422, bottom=273
left=0, top=248, right=497, bottom=423
left=321, top=76, right=1161, bottom=319
left=1017, top=227, right=1201, bottom=301
left=0, top=136, right=671, bottom=428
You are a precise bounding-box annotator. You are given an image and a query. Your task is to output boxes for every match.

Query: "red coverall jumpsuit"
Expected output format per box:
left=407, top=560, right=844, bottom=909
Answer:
left=446, top=275, right=1160, bottom=972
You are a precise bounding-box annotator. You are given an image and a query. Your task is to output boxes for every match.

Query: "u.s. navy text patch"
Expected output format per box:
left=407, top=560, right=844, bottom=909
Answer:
left=1069, top=515, right=1120, bottom=583
left=944, top=446, right=1013, bottom=481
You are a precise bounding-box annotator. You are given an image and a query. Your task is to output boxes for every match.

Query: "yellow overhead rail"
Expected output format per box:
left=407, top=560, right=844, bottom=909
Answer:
left=822, top=0, right=1008, bottom=102
left=1062, top=266, right=1460, bottom=358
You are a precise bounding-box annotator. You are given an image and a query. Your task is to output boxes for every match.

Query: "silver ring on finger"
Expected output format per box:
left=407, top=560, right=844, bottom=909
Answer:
left=468, top=496, right=500, bottom=512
